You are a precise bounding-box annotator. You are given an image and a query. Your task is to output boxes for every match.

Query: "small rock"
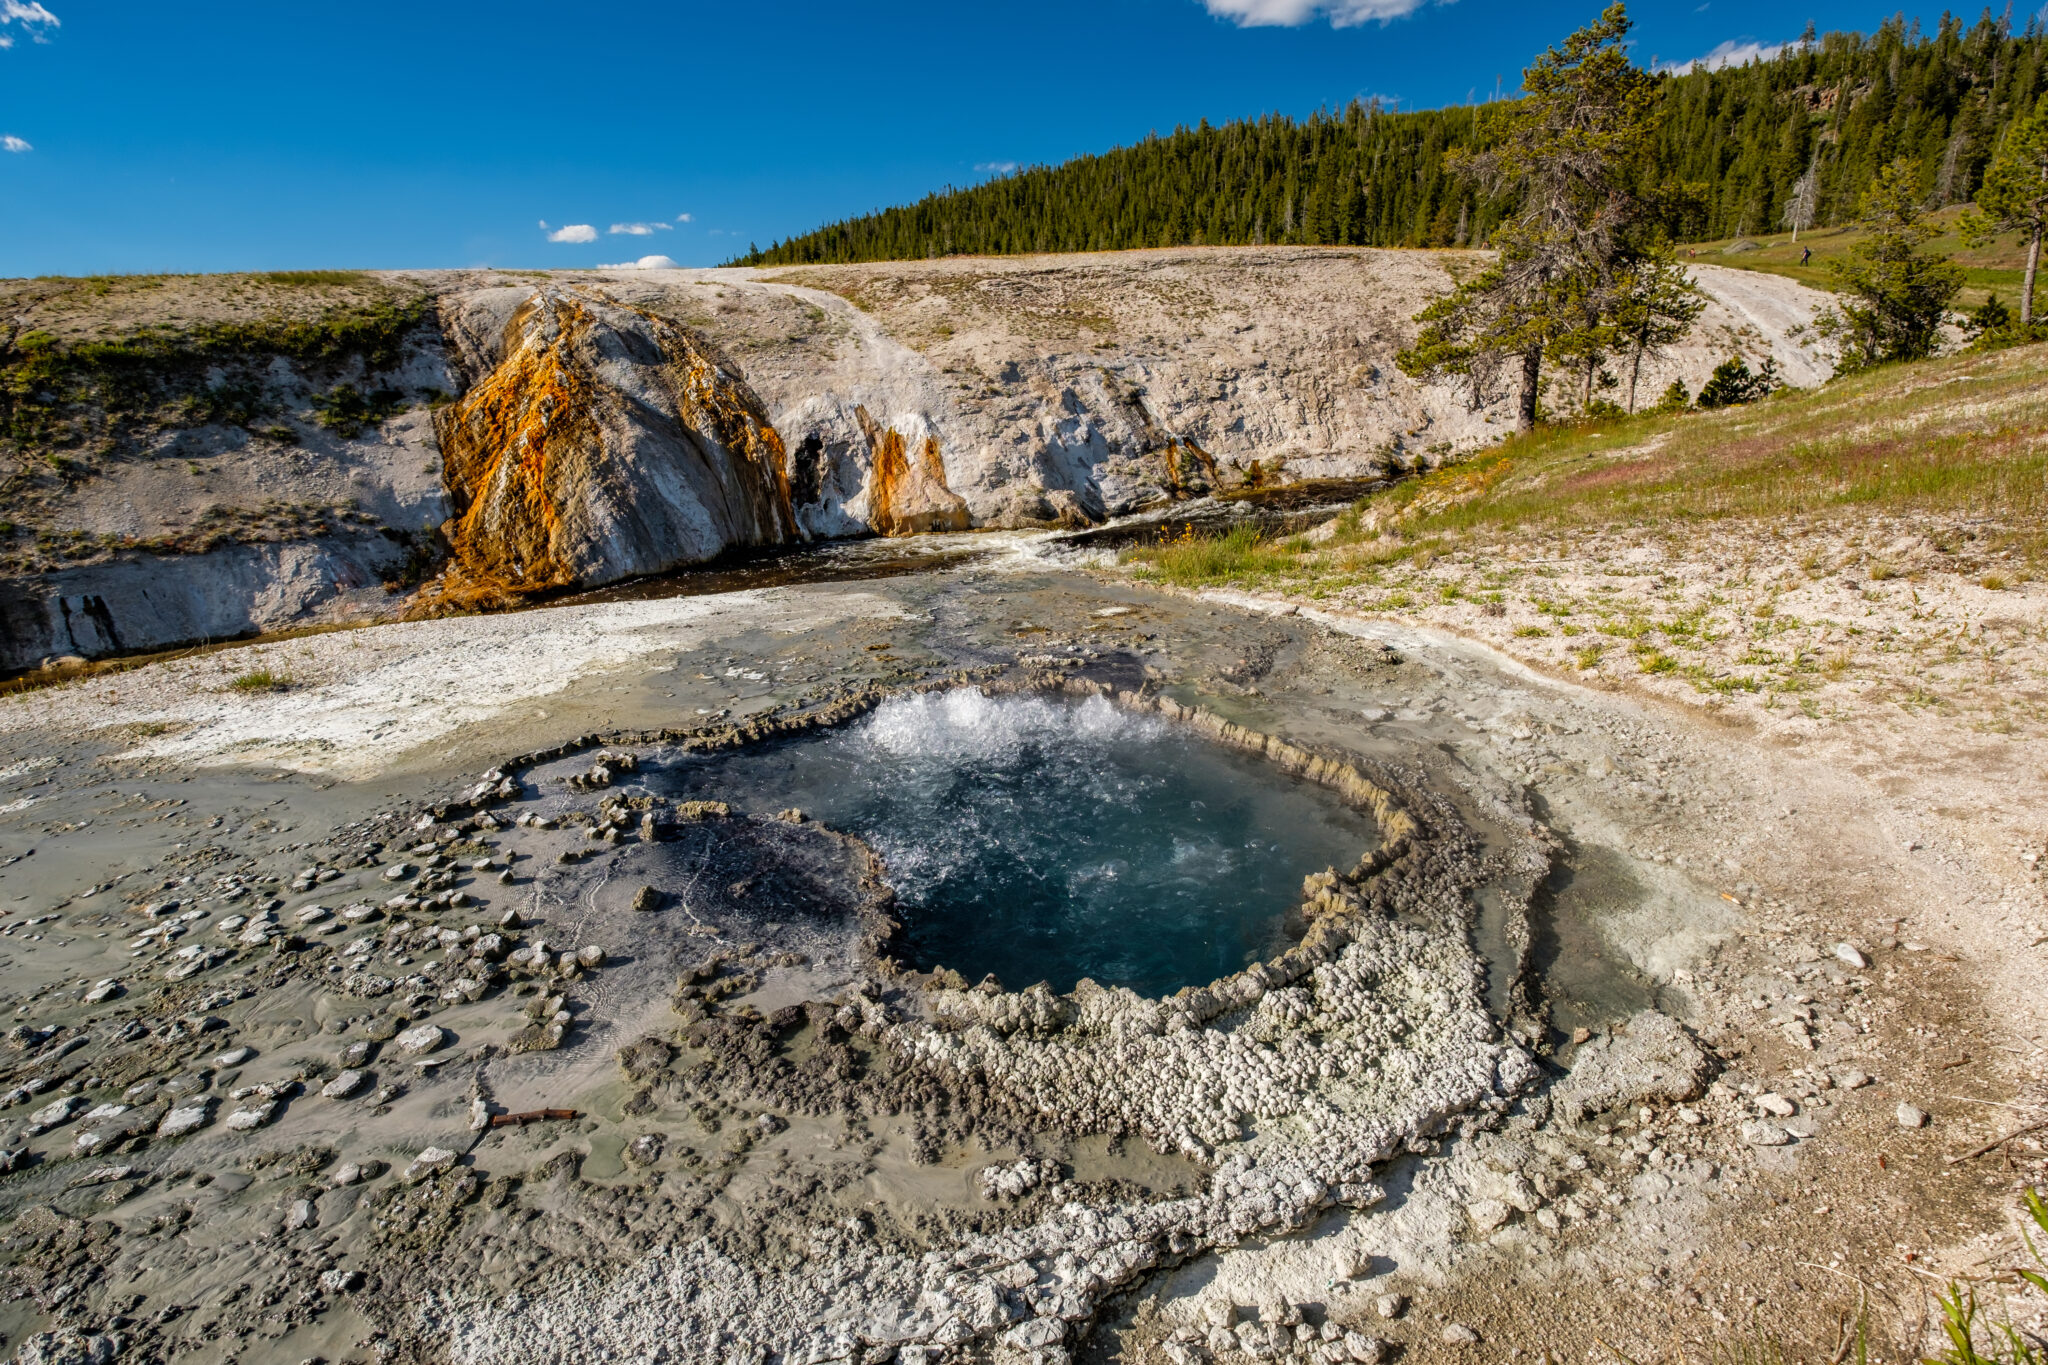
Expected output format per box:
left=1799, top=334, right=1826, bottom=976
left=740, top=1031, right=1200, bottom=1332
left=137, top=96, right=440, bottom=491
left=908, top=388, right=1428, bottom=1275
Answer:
left=1343, top=1332, right=1386, bottom=1364
left=226, top=1101, right=277, bottom=1131
left=1002, top=1318, right=1066, bottom=1350
left=213, top=1046, right=255, bottom=1068
left=332, top=1162, right=366, bottom=1186
left=577, top=945, right=606, bottom=969
left=1374, top=1293, right=1407, bottom=1320
left=320, top=1268, right=362, bottom=1293
left=340, top=1040, right=373, bottom=1067
left=10, top=1329, right=122, bottom=1365
left=1465, top=1198, right=1513, bottom=1234
left=29, top=1096, right=86, bottom=1128
left=1896, top=1103, right=1929, bottom=1129
left=404, top=1146, right=457, bottom=1181
left=1741, top=1121, right=1794, bottom=1147
left=284, top=1198, right=316, bottom=1231
left=395, top=1024, right=447, bottom=1056
left=1755, top=1093, right=1797, bottom=1118
left=1441, top=1324, right=1481, bottom=1346
left=1834, top=1069, right=1872, bottom=1089
left=81, top=979, right=122, bottom=1004
left=322, top=1070, right=368, bottom=1100
left=631, top=886, right=661, bottom=912
left=157, top=1101, right=213, bottom=1138
left=1834, top=943, right=1871, bottom=969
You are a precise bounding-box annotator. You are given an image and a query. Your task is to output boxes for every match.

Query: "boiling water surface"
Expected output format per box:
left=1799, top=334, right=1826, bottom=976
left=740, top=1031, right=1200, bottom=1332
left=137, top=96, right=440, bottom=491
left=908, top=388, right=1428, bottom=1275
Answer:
left=649, top=689, right=1376, bottom=998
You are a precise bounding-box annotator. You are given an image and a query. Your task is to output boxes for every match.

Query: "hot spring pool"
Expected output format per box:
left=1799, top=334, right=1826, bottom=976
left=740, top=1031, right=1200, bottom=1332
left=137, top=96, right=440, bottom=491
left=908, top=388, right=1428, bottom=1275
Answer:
left=650, top=689, right=1376, bottom=998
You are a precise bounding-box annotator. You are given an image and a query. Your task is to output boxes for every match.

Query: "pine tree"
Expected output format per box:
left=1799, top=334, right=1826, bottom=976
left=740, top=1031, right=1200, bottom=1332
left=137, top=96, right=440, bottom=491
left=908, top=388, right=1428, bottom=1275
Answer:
left=1961, top=95, right=2048, bottom=326
left=1610, top=250, right=1708, bottom=412
left=731, top=15, right=2048, bottom=269
left=1398, top=4, right=1663, bottom=432
left=1825, top=158, right=1967, bottom=366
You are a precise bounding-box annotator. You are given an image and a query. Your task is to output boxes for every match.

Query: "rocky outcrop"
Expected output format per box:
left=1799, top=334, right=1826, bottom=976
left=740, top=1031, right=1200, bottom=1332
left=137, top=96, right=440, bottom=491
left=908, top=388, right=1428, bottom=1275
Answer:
left=0, top=534, right=412, bottom=673
left=1, top=254, right=1837, bottom=667
left=582, top=250, right=1837, bottom=535
left=433, top=286, right=799, bottom=596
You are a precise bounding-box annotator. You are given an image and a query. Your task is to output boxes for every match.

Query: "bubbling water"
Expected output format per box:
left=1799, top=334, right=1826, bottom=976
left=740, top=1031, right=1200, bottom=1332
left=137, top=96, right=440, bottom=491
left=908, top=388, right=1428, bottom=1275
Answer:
left=653, top=688, right=1375, bottom=998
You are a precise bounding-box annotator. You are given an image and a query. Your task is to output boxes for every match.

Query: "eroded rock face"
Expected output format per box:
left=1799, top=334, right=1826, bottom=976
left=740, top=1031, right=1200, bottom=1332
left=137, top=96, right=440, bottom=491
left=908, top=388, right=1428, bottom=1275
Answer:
left=434, top=285, right=800, bottom=595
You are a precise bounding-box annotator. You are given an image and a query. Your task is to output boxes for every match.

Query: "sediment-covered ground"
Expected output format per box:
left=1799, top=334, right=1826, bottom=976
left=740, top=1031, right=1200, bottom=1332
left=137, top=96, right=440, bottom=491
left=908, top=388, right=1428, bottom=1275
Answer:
left=0, top=536, right=2039, bottom=1365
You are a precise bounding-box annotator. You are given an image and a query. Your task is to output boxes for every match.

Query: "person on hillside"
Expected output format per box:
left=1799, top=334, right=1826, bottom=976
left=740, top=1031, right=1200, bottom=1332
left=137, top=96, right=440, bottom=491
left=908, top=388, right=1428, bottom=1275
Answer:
left=1800, top=246, right=1812, bottom=266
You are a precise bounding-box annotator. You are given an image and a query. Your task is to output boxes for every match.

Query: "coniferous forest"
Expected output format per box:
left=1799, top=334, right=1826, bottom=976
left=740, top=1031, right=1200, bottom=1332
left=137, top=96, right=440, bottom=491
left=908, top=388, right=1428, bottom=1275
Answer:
left=730, top=12, right=2048, bottom=266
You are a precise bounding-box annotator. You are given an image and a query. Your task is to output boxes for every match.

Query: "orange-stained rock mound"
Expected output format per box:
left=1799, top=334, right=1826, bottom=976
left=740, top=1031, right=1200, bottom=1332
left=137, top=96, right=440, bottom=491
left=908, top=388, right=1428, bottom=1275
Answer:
left=432, top=286, right=800, bottom=597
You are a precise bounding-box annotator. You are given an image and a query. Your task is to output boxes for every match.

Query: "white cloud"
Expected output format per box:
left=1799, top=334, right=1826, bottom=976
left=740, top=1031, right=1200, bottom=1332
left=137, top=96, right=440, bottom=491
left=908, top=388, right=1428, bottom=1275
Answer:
left=675, top=212, right=693, bottom=223
left=608, top=221, right=672, bottom=235
left=597, top=254, right=680, bottom=270
left=0, top=0, right=58, bottom=46
left=976, top=160, right=1019, bottom=174
left=2, top=134, right=29, bottom=152
left=1200, top=0, right=1428, bottom=28
left=544, top=223, right=598, bottom=244
left=1658, top=39, right=1785, bottom=74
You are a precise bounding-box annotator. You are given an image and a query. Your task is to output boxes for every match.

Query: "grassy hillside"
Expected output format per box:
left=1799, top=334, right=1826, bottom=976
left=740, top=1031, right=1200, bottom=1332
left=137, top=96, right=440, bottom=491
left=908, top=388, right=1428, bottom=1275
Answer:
left=1677, top=205, right=2038, bottom=309
left=1121, top=342, right=2048, bottom=726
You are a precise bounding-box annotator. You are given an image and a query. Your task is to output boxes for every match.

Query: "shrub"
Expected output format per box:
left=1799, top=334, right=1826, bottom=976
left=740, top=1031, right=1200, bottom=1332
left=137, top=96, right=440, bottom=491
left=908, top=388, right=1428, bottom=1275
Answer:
left=310, top=384, right=406, bottom=438
left=1696, top=355, right=1778, bottom=408
left=1824, top=157, right=1966, bottom=368
left=1118, top=522, right=1307, bottom=588
left=227, top=669, right=292, bottom=693
left=262, top=270, right=369, bottom=288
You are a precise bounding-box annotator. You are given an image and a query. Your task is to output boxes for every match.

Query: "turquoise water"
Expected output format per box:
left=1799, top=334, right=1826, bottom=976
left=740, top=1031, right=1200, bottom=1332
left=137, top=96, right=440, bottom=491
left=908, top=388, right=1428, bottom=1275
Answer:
left=650, top=689, right=1376, bottom=998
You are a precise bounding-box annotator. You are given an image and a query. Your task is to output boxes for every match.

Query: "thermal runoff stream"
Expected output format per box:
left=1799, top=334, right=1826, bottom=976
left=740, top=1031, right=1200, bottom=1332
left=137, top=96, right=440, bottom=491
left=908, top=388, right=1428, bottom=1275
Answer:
left=650, top=688, right=1377, bottom=997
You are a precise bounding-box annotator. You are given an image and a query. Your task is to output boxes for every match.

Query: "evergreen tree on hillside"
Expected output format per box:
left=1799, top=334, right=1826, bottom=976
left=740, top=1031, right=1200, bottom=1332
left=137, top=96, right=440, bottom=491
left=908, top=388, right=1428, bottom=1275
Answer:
left=1961, top=95, right=2048, bottom=325
left=1825, top=157, right=1968, bottom=366
left=1397, top=4, right=1664, bottom=432
left=1611, top=249, right=1708, bottom=412
left=734, top=14, right=2048, bottom=267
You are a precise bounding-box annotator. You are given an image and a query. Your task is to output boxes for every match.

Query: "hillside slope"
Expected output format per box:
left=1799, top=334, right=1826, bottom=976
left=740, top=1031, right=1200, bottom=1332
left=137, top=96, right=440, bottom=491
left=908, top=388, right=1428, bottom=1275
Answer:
left=0, top=251, right=1832, bottom=672
left=738, top=16, right=2048, bottom=266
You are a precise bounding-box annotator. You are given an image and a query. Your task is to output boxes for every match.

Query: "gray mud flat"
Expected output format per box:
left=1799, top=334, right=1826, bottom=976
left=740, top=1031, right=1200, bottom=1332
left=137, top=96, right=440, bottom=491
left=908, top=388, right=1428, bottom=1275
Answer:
left=0, top=554, right=2026, bottom=1365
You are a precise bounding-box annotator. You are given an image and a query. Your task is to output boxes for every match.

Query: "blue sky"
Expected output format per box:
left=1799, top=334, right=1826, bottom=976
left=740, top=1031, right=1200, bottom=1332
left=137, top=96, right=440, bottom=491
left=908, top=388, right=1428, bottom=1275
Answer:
left=0, top=0, right=1984, bottom=276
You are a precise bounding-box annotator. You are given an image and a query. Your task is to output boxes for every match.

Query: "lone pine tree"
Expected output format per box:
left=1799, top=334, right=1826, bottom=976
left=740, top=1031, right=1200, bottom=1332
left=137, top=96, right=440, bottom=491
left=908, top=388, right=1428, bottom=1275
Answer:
left=1397, top=4, right=1667, bottom=432
left=1826, top=157, right=1967, bottom=366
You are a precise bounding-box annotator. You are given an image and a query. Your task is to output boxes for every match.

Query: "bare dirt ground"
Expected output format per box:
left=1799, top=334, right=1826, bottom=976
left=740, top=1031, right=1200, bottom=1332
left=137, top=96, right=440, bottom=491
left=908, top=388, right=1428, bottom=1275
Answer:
left=0, top=533, right=2039, bottom=1365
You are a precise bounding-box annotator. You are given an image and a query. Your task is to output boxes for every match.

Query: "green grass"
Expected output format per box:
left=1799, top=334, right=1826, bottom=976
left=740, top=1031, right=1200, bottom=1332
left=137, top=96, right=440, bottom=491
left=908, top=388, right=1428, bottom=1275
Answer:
left=1684, top=204, right=2037, bottom=310
left=1348, top=345, right=2048, bottom=562
left=1121, top=522, right=1310, bottom=588
left=1929, top=1189, right=2048, bottom=1365
left=226, top=668, right=292, bottom=693
left=261, top=270, right=370, bottom=288
left=1108, top=341, right=2048, bottom=656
